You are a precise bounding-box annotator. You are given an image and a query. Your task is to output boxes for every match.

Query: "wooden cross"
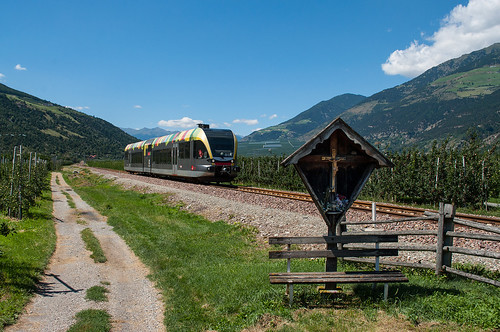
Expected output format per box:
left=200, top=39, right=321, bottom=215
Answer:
left=321, top=148, right=346, bottom=192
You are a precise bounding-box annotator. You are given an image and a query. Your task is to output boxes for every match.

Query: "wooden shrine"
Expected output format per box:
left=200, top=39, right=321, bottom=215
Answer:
left=279, top=117, right=395, bottom=291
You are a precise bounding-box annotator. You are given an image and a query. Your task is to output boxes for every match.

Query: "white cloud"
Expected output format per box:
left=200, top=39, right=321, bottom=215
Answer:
left=0, top=73, right=5, bottom=80
left=269, top=114, right=278, bottom=120
left=382, top=0, right=500, bottom=77
left=233, top=118, right=259, bottom=125
left=133, top=105, right=143, bottom=109
left=158, top=116, right=203, bottom=128
left=15, top=64, right=27, bottom=71
left=66, top=106, right=90, bottom=111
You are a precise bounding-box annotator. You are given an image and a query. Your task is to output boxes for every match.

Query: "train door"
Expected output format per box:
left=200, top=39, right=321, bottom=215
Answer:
left=172, top=143, right=178, bottom=175
left=144, top=145, right=152, bottom=173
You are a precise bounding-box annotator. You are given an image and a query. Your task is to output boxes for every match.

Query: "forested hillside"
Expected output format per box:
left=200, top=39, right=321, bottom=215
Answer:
left=0, top=84, right=136, bottom=160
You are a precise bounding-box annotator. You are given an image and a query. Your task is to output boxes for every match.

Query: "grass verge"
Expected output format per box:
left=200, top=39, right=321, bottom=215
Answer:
left=0, top=190, right=57, bottom=329
left=67, top=309, right=111, bottom=332
left=65, top=170, right=500, bottom=331
left=81, top=228, right=107, bottom=263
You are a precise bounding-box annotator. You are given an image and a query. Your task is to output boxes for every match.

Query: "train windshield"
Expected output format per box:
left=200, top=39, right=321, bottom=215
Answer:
left=205, top=130, right=235, bottom=158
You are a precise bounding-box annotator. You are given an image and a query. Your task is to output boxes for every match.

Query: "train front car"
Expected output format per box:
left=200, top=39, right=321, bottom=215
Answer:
left=200, top=124, right=239, bottom=182
left=124, top=124, right=239, bottom=182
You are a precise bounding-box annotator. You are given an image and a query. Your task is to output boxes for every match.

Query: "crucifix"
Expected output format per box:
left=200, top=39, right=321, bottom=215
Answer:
left=320, top=135, right=346, bottom=215
left=321, top=148, right=346, bottom=193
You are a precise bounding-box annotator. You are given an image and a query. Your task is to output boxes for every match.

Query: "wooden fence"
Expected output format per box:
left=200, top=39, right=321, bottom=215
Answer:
left=339, top=202, right=500, bottom=287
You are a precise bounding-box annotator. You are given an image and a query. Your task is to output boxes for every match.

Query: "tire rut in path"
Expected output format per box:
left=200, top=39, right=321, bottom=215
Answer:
left=7, top=172, right=165, bottom=332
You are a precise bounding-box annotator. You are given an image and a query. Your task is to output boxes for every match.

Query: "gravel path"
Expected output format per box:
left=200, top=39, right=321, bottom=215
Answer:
left=7, top=172, right=165, bottom=332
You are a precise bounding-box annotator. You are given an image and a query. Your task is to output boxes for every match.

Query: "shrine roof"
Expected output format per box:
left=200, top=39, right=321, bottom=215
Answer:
left=281, top=117, right=393, bottom=168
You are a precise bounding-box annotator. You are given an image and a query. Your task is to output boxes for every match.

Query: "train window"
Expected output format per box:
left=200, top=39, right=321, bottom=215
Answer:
left=179, top=142, right=190, bottom=159
left=206, top=136, right=234, bottom=157
left=166, top=147, right=172, bottom=164
left=131, top=151, right=143, bottom=164
left=153, top=149, right=167, bottom=165
left=193, top=140, right=208, bottom=159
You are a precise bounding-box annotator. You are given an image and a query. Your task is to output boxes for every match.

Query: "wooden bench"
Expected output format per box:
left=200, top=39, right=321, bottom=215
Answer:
left=269, top=234, right=408, bottom=303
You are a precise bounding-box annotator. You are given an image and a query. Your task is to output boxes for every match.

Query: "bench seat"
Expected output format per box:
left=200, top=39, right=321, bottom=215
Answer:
left=269, top=271, right=409, bottom=284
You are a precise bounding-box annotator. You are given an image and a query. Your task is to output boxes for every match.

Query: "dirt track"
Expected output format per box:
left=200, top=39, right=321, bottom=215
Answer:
left=7, top=172, right=165, bottom=332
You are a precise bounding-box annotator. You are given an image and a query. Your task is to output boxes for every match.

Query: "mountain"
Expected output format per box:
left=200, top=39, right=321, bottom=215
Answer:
left=0, top=83, right=137, bottom=160
left=242, top=43, right=500, bottom=151
left=242, top=93, right=366, bottom=142
left=121, top=127, right=175, bottom=140
left=340, top=43, right=500, bottom=149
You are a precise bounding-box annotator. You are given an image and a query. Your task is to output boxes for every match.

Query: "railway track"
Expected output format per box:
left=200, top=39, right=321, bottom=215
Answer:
left=236, top=186, right=500, bottom=225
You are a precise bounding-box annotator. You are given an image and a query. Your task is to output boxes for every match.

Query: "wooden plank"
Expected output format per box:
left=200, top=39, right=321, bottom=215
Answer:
left=453, top=217, right=500, bottom=235
left=443, top=246, right=500, bottom=259
left=269, top=271, right=409, bottom=284
left=443, top=266, right=500, bottom=287
left=269, top=234, right=398, bottom=245
left=342, top=216, right=437, bottom=225
left=346, top=230, right=437, bottom=236
left=269, top=248, right=399, bottom=259
left=344, top=257, right=435, bottom=270
left=446, top=231, right=500, bottom=242
left=344, top=244, right=435, bottom=252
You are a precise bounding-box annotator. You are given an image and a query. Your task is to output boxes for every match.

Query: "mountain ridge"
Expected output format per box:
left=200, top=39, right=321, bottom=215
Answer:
left=243, top=43, right=500, bottom=151
left=242, top=93, right=366, bottom=142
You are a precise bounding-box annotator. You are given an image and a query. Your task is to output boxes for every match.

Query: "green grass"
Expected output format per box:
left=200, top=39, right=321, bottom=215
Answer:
left=86, top=160, right=124, bottom=171
left=62, top=191, right=76, bottom=209
left=67, top=309, right=111, bottom=332
left=0, top=190, right=57, bottom=329
left=65, top=170, right=500, bottom=331
left=81, top=228, right=107, bottom=263
left=85, top=285, right=109, bottom=302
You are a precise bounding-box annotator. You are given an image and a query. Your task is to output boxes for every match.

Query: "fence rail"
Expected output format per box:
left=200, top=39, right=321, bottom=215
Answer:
left=341, top=202, right=500, bottom=287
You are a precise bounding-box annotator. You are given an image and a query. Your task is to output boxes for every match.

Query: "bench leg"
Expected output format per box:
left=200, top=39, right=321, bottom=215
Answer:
left=383, top=283, right=388, bottom=301
left=286, top=246, right=293, bottom=305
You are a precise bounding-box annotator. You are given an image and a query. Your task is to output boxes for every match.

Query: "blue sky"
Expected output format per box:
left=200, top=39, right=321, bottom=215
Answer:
left=1, top=0, right=500, bottom=137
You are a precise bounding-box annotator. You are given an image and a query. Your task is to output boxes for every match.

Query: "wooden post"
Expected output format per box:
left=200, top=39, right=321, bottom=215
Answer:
left=9, top=146, right=17, bottom=217
left=286, top=243, right=293, bottom=305
left=325, top=217, right=337, bottom=290
left=436, top=203, right=456, bottom=275
left=18, top=145, right=22, bottom=219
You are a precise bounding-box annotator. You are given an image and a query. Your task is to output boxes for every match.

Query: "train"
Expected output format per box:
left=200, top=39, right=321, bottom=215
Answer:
left=124, top=124, right=239, bottom=182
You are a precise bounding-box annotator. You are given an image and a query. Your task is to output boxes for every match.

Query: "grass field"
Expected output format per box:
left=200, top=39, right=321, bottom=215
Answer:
left=64, top=169, right=500, bottom=331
